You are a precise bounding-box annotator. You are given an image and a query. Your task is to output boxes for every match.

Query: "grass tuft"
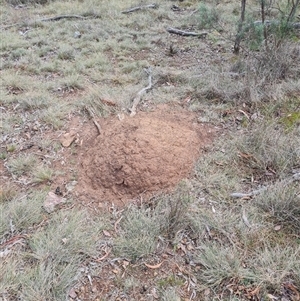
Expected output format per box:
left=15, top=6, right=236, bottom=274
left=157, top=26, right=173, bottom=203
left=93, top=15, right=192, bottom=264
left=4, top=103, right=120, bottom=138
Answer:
left=234, top=122, right=300, bottom=179
left=114, top=205, right=161, bottom=262
left=0, top=191, right=44, bottom=236
left=28, top=209, right=102, bottom=263
left=7, top=154, right=37, bottom=176
left=41, top=104, right=69, bottom=129
left=19, top=259, right=78, bottom=301
left=32, top=165, right=53, bottom=184
left=0, top=183, right=18, bottom=203
left=250, top=245, right=300, bottom=294
left=160, top=287, right=181, bottom=301
left=156, top=188, right=191, bottom=240
left=254, top=181, right=300, bottom=231
left=195, top=242, right=253, bottom=288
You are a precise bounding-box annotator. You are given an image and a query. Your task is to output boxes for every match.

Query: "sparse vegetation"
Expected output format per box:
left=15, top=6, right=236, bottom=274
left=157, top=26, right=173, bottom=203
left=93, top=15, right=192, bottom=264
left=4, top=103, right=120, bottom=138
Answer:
left=1, top=0, right=299, bottom=300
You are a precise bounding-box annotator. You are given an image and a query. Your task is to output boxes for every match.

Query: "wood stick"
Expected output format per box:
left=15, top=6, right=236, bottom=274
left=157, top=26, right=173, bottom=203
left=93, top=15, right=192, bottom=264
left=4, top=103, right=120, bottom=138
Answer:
left=37, top=15, right=86, bottom=22
left=84, top=106, right=102, bottom=135
left=130, top=67, right=153, bottom=117
left=92, top=119, right=102, bottom=136
left=122, top=3, right=158, bottom=14
left=167, top=27, right=208, bottom=38
left=1, top=14, right=100, bottom=30
left=231, top=173, right=300, bottom=199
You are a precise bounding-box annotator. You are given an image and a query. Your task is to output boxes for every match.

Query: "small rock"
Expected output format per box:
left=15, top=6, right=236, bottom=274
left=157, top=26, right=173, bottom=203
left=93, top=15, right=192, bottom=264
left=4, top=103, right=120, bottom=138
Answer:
left=68, top=288, right=77, bottom=299
left=60, top=132, right=77, bottom=148
left=65, top=181, right=77, bottom=192
left=43, top=191, right=66, bottom=213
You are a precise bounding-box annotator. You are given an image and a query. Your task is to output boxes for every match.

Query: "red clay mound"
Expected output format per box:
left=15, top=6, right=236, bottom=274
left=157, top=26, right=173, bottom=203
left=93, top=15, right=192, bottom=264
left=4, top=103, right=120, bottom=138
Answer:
left=77, top=107, right=213, bottom=205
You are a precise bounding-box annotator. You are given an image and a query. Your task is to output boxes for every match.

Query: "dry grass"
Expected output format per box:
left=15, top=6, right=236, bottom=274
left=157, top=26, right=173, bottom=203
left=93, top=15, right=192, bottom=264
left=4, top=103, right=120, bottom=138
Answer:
left=114, top=205, right=161, bottom=261
left=255, top=182, right=300, bottom=231
left=1, top=0, right=300, bottom=300
left=233, top=122, right=300, bottom=179
left=6, top=154, right=37, bottom=176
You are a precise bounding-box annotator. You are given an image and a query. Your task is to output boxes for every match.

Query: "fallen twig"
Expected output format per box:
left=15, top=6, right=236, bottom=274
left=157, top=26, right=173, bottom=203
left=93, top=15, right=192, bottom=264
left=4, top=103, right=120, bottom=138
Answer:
left=0, top=234, right=28, bottom=249
left=84, top=106, right=102, bottom=135
left=114, top=216, right=123, bottom=233
left=167, top=27, right=208, bottom=38
left=37, top=15, right=86, bottom=22
left=242, top=208, right=251, bottom=228
left=92, top=119, right=102, bottom=136
left=144, top=261, right=164, bottom=269
left=94, top=248, right=111, bottom=262
left=231, top=172, right=300, bottom=199
left=122, top=3, right=158, bottom=14
left=130, top=67, right=152, bottom=117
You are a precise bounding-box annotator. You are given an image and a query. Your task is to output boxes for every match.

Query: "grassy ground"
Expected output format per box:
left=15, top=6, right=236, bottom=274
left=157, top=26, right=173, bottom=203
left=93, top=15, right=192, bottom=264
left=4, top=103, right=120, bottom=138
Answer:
left=1, top=0, right=300, bottom=300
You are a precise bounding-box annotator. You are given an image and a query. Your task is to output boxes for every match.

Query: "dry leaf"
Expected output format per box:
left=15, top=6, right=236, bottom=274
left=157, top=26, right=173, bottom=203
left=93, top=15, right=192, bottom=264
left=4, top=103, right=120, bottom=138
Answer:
left=62, top=238, right=68, bottom=244
left=112, top=269, right=120, bottom=274
left=60, top=132, right=76, bottom=147
left=178, top=243, right=187, bottom=254
left=103, top=230, right=111, bottom=237
left=122, top=260, right=129, bottom=269
left=267, top=293, right=278, bottom=300
left=102, top=98, right=117, bottom=107
left=186, top=243, right=194, bottom=251
left=274, top=225, right=281, bottom=231
left=144, top=261, right=164, bottom=269
left=238, top=152, right=254, bottom=159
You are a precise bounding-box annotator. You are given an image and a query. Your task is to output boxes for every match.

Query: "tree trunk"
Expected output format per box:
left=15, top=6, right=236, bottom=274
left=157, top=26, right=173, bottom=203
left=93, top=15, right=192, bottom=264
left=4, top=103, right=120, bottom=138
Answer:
left=233, top=0, right=247, bottom=54
left=287, top=0, right=300, bottom=23
left=261, top=0, right=269, bottom=50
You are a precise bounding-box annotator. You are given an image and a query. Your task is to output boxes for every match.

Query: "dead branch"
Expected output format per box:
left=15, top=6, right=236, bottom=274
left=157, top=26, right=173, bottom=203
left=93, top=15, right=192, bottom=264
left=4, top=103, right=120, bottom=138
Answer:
left=121, top=3, right=158, bottom=14
left=130, top=67, right=152, bottom=117
left=2, top=14, right=100, bottom=30
left=167, top=27, right=208, bottom=38
left=242, top=208, right=252, bottom=228
left=231, top=172, right=300, bottom=199
left=38, top=15, right=87, bottom=22
left=84, top=106, right=102, bottom=135
left=253, top=20, right=300, bottom=29
left=92, top=119, right=102, bottom=136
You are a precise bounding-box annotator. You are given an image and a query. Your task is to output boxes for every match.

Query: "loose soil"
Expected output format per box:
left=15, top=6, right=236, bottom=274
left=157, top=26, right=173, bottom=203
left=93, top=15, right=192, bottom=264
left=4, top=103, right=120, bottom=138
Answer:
left=76, top=105, right=214, bottom=206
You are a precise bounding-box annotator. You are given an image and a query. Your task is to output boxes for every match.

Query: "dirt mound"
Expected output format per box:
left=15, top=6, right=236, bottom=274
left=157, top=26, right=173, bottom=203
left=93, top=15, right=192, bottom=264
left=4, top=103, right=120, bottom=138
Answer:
left=77, top=107, right=213, bottom=205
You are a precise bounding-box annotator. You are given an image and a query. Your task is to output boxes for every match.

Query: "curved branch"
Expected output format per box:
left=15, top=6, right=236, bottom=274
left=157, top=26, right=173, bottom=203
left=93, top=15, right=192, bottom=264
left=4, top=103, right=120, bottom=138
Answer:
left=130, top=68, right=153, bottom=117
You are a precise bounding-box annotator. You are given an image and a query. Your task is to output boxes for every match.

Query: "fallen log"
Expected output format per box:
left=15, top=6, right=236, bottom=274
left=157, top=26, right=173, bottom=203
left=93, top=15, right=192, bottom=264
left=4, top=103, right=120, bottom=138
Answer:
left=167, top=27, right=208, bottom=38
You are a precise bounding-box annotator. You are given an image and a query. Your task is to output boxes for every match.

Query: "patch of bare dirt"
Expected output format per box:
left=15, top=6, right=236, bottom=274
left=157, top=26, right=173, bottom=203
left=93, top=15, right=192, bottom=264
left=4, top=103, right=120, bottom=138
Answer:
left=76, top=105, right=215, bottom=206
